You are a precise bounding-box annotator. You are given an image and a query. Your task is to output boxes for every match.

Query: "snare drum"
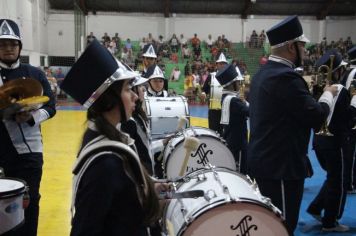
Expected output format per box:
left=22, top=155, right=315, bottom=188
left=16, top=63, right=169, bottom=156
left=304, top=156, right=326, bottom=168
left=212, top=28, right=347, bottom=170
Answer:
left=0, top=178, right=27, bottom=234
left=164, top=168, right=288, bottom=236
left=162, top=127, right=236, bottom=178
left=144, top=96, right=190, bottom=140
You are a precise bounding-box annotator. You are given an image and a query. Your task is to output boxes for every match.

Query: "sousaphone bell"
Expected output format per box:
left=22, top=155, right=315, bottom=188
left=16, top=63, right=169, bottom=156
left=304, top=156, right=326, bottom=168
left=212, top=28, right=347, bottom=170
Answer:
left=0, top=78, right=49, bottom=120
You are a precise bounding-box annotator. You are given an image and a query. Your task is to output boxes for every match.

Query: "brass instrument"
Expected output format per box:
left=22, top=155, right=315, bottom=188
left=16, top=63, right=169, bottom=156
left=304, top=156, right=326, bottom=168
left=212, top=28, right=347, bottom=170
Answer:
left=0, top=78, right=49, bottom=120
left=315, top=55, right=335, bottom=136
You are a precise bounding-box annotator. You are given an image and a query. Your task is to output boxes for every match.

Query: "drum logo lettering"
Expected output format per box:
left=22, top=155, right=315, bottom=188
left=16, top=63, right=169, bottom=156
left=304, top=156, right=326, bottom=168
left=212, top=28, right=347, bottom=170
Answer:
left=190, top=143, right=213, bottom=166
left=5, top=202, right=20, bottom=213
left=230, top=215, right=258, bottom=236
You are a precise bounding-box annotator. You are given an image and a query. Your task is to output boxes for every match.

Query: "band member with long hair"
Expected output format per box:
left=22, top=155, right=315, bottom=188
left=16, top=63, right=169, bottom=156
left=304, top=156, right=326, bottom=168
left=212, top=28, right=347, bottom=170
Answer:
left=61, top=39, right=167, bottom=236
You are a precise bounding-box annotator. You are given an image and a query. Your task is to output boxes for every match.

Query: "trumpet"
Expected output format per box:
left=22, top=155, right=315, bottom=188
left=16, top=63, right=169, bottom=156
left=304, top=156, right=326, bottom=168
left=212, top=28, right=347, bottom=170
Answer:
left=315, top=55, right=335, bottom=136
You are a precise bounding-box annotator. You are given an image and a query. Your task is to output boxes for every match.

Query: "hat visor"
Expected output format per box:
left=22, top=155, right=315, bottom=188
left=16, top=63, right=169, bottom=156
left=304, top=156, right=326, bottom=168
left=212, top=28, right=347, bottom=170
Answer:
left=143, top=53, right=157, bottom=58
left=296, top=34, right=310, bottom=43
left=133, top=76, right=148, bottom=86
left=216, top=60, right=228, bottom=63
left=0, top=35, right=21, bottom=41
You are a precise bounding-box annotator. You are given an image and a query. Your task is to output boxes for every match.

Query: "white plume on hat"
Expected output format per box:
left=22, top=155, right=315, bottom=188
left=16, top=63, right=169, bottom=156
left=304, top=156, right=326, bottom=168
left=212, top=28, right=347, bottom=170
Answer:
left=216, top=52, right=228, bottom=63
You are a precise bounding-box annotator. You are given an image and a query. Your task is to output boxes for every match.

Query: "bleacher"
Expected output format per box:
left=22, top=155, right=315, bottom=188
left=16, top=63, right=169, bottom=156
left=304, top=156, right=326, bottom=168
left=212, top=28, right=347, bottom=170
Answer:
left=115, top=40, right=265, bottom=97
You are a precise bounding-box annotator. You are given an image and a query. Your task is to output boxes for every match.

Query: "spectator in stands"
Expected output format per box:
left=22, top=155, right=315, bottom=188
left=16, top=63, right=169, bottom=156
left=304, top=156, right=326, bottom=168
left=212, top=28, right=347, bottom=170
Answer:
left=206, top=34, right=214, bottom=49
left=182, top=44, right=191, bottom=59
left=101, top=32, right=110, bottom=44
left=222, top=34, right=231, bottom=51
left=54, top=67, right=65, bottom=79
left=109, top=38, right=117, bottom=55
left=112, top=33, right=121, bottom=52
left=124, top=38, right=133, bottom=55
left=184, top=61, right=191, bottom=76
left=147, top=33, right=155, bottom=44
left=345, top=36, right=353, bottom=50
left=139, top=37, right=147, bottom=51
left=191, top=33, right=201, bottom=48
left=169, top=34, right=179, bottom=53
left=259, top=54, right=268, bottom=66
left=170, top=66, right=181, bottom=81
left=86, top=32, right=96, bottom=45
left=259, top=30, right=266, bottom=47
left=157, top=35, right=164, bottom=54
left=193, top=44, right=202, bottom=61
left=249, top=30, right=258, bottom=48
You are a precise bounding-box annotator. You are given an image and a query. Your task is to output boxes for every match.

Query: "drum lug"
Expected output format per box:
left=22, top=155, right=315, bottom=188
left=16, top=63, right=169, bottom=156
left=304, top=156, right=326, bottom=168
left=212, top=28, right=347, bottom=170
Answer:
left=204, top=189, right=217, bottom=201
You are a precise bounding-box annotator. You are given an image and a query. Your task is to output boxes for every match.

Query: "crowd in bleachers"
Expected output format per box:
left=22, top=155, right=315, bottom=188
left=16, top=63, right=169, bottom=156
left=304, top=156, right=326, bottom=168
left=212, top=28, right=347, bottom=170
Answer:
left=303, top=36, right=354, bottom=75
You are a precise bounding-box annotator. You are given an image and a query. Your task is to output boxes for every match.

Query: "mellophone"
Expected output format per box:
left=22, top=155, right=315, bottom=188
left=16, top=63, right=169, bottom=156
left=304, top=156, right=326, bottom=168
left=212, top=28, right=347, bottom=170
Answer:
left=155, top=120, right=288, bottom=235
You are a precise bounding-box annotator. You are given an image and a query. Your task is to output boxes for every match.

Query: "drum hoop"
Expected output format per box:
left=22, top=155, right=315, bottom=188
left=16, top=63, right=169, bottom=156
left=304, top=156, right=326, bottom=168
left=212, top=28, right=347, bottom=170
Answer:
left=163, top=129, right=228, bottom=173
left=0, top=178, right=26, bottom=199
left=176, top=198, right=287, bottom=235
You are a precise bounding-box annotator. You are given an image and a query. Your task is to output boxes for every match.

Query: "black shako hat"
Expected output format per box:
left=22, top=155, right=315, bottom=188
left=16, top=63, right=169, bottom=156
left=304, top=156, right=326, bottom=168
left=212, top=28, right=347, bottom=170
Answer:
left=315, top=49, right=347, bottom=71
left=215, top=64, right=238, bottom=87
left=267, top=15, right=309, bottom=49
left=60, top=39, right=138, bottom=108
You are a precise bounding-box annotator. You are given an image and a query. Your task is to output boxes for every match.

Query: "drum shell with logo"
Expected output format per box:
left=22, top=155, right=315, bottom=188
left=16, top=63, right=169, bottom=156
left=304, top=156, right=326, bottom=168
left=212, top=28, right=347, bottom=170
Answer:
left=144, top=96, right=190, bottom=140
left=0, top=178, right=27, bottom=234
left=164, top=168, right=288, bottom=236
left=162, top=127, right=236, bottom=178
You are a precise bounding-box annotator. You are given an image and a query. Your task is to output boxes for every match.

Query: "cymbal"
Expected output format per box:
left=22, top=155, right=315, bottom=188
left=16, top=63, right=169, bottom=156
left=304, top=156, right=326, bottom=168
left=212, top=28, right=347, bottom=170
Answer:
left=0, top=78, right=49, bottom=119
left=0, top=78, right=44, bottom=110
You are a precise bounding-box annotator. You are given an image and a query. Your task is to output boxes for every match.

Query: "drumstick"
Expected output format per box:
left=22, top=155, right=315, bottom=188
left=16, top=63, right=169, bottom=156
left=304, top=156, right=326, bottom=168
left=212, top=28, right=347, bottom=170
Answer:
left=176, top=116, right=187, bottom=131
left=156, top=116, right=187, bottom=162
left=179, top=137, right=200, bottom=176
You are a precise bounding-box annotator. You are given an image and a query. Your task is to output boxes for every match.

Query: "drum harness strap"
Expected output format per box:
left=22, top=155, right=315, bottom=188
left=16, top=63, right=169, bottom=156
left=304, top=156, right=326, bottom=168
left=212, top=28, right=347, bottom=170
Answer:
left=70, top=135, right=148, bottom=222
left=220, top=90, right=239, bottom=125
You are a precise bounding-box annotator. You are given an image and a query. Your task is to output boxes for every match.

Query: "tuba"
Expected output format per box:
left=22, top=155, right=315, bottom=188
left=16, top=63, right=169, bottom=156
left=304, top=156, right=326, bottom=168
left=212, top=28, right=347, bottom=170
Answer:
left=315, top=55, right=335, bottom=136
left=0, top=78, right=49, bottom=120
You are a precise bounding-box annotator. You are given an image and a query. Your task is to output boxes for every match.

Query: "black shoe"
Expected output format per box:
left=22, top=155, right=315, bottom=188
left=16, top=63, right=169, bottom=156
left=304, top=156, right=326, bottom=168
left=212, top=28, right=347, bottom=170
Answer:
left=322, top=222, right=350, bottom=232
left=306, top=207, right=321, bottom=222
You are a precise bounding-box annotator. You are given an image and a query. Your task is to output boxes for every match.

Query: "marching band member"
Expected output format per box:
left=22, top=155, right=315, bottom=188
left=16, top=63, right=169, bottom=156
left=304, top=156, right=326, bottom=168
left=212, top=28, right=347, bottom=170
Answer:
left=122, top=74, right=154, bottom=175
left=307, top=49, right=352, bottom=232
left=142, top=44, right=157, bottom=74
left=61, top=39, right=167, bottom=236
left=144, top=64, right=168, bottom=97
left=0, top=19, right=56, bottom=236
left=247, top=15, right=338, bottom=235
left=342, top=46, right=356, bottom=193
left=201, top=52, right=229, bottom=135
left=215, top=64, right=249, bottom=174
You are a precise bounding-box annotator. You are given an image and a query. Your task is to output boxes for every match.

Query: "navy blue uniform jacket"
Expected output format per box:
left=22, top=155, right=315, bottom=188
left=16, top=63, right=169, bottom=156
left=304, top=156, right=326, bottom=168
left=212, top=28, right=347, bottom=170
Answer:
left=247, top=60, right=329, bottom=180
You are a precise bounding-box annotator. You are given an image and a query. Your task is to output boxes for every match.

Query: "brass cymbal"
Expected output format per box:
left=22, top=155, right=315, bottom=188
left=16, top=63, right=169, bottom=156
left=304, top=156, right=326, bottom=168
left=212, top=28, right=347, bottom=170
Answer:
left=0, top=78, right=44, bottom=110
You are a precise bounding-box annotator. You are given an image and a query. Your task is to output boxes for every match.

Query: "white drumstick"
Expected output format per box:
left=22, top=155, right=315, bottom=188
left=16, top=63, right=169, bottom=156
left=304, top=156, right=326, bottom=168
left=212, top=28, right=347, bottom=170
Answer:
left=179, top=137, right=200, bottom=176
left=176, top=116, right=187, bottom=131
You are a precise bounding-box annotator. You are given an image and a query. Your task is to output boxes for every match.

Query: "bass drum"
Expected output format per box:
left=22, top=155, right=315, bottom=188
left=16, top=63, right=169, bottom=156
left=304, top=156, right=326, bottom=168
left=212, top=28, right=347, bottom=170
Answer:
left=164, top=168, right=288, bottom=236
left=0, top=178, right=27, bottom=234
left=162, top=126, right=236, bottom=178
left=144, top=96, right=190, bottom=140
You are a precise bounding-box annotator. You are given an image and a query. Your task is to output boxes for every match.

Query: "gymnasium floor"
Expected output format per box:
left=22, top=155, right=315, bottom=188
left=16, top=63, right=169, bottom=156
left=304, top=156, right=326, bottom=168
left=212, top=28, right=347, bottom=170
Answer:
left=38, top=104, right=356, bottom=236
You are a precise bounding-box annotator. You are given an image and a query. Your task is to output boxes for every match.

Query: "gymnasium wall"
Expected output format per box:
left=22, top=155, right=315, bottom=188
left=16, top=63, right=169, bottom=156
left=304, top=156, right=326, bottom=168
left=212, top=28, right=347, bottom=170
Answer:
left=0, top=0, right=355, bottom=61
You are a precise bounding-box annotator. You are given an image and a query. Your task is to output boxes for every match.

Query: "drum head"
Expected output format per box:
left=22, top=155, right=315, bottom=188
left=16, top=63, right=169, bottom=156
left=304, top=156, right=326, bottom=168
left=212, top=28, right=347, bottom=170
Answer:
left=183, top=202, right=288, bottom=236
left=0, top=179, right=25, bottom=198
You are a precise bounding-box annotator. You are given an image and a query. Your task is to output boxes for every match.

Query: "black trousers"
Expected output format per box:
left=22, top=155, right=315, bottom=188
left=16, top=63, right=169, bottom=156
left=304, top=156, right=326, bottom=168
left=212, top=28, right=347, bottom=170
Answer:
left=307, top=147, right=348, bottom=227
left=255, top=178, right=304, bottom=236
left=208, top=109, right=222, bottom=136
left=346, top=134, right=356, bottom=190
left=1, top=153, right=43, bottom=236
